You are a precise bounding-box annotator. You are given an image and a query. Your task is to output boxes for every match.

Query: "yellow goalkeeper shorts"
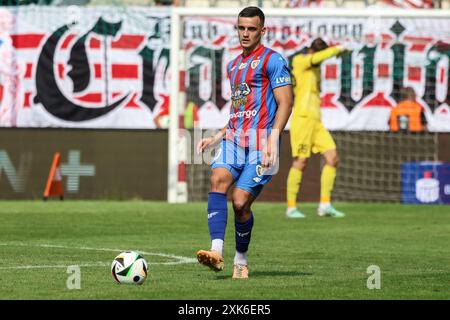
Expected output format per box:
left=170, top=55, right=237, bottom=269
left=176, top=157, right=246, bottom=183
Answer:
left=289, top=116, right=336, bottom=158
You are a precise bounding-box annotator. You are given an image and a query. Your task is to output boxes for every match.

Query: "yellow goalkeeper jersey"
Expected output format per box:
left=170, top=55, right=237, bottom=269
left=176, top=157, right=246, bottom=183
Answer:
left=291, top=46, right=341, bottom=120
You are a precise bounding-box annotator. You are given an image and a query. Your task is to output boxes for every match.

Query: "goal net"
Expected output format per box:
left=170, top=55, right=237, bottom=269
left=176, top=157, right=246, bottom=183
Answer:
left=169, top=7, right=450, bottom=203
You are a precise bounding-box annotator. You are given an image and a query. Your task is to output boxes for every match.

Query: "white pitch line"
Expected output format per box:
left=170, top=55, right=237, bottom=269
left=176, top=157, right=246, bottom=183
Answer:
left=0, top=262, right=109, bottom=270
left=0, top=242, right=197, bottom=270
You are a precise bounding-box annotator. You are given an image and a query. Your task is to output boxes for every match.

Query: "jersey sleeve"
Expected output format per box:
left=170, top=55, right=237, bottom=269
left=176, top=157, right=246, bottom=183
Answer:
left=311, top=46, right=341, bottom=66
left=266, top=52, right=292, bottom=89
left=226, top=60, right=234, bottom=79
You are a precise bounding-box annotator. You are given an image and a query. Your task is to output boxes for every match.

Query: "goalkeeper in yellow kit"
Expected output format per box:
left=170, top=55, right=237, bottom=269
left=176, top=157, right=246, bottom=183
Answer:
left=286, top=38, right=347, bottom=218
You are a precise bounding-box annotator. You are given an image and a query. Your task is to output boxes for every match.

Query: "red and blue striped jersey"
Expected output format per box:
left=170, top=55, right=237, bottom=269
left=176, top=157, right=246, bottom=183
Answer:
left=226, top=44, right=292, bottom=149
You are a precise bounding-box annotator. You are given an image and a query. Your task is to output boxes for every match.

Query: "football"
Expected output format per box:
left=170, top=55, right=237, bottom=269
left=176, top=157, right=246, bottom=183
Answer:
left=111, top=251, right=148, bottom=285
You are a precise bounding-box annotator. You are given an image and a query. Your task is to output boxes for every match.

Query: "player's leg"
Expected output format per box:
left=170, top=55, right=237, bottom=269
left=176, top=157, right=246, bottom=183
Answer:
left=197, top=167, right=234, bottom=271
left=209, top=167, right=235, bottom=254
left=286, top=157, right=307, bottom=218
left=314, top=125, right=345, bottom=217
left=231, top=187, right=256, bottom=279
left=230, top=148, right=274, bottom=279
left=286, top=116, right=313, bottom=218
left=197, top=140, right=243, bottom=271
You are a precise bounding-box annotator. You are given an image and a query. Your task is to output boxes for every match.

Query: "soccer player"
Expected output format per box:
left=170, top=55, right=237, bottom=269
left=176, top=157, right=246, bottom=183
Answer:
left=196, top=7, right=293, bottom=279
left=285, top=38, right=347, bottom=219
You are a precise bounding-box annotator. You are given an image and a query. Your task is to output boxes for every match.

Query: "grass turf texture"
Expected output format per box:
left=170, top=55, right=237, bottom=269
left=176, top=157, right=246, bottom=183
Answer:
left=0, top=201, right=448, bottom=300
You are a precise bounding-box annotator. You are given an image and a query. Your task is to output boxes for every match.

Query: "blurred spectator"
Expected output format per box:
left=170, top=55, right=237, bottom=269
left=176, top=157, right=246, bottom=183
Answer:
left=390, top=87, right=427, bottom=133
left=184, top=101, right=199, bottom=129
left=155, top=0, right=181, bottom=6
left=379, top=0, right=435, bottom=8
left=286, top=0, right=322, bottom=7
left=153, top=94, right=170, bottom=128
left=153, top=96, right=198, bottom=129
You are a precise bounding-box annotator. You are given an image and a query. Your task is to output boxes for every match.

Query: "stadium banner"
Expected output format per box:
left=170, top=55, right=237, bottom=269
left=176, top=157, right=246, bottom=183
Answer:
left=401, top=162, right=450, bottom=204
left=0, top=7, right=449, bottom=131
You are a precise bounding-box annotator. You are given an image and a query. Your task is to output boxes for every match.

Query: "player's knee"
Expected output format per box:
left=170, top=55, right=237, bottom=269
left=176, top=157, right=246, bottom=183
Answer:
left=292, top=158, right=307, bottom=171
left=232, top=195, right=249, bottom=216
left=210, top=172, right=227, bottom=192
left=326, top=153, right=339, bottom=167
left=232, top=199, right=246, bottom=214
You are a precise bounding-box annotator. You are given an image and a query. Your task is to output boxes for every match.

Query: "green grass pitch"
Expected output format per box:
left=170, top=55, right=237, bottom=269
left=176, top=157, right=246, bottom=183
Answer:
left=0, top=201, right=448, bottom=300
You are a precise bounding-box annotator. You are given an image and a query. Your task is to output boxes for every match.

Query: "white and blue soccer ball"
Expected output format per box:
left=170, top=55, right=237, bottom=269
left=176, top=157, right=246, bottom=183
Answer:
left=111, top=251, right=148, bottom=285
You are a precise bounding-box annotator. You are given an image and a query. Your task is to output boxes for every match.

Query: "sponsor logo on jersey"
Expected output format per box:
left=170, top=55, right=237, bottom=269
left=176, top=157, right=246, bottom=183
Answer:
left=238, top=62, right=247, bottom=70
left=275, top=76, right=291, bottom=85
left=230, top=109, right=257, bottom=119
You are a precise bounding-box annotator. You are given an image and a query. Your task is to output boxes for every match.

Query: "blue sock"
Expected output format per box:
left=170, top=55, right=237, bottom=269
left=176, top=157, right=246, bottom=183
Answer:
left=235, top=213, right=254, bottom=253
left=207, top=192, right=228, bottom=241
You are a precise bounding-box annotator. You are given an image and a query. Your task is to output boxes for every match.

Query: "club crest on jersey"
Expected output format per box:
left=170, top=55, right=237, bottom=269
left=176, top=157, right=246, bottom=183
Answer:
left=238, top=62, right=247, bottom=70
left=231, top=82, right=251, bottom=108
left=256, top=165, right=264, bottom=177
left=251, top=60, right=260, bottom=69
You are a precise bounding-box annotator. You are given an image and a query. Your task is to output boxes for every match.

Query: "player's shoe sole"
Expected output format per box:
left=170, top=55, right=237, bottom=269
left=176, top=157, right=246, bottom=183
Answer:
left=232, top=264, right=249, bottom=279
left=196, top=250, right=224, bottom=272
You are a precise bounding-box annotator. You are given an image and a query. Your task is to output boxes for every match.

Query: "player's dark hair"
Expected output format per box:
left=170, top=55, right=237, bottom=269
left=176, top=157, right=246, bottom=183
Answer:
left=402, top=86, right=416, bottom=100
left=310, top=38, right=329, bottom=52
left=238, top=6, right=265, bottom=27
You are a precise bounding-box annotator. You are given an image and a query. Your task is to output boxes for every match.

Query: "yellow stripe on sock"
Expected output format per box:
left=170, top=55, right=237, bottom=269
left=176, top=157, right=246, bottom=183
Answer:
left=320, top=197, right=330, bottom=204
left=287, top=200, right=297, bottom=208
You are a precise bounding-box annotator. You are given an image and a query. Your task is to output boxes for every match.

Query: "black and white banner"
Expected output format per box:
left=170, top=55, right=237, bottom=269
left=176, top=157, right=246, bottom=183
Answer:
left=0, top=7, right=449, bottom=131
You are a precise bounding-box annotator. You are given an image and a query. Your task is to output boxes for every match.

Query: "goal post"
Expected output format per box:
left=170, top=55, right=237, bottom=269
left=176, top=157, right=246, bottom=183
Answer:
left=168, top=7, right=239, bottom=203
left=168, top=7, right=450, bottom=203
left=168, top=8, right=182, bottom=203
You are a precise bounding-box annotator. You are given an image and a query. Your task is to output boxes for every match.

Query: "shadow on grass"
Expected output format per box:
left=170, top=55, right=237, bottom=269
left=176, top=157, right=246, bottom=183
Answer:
left=214, top=270, right=312, bottom=280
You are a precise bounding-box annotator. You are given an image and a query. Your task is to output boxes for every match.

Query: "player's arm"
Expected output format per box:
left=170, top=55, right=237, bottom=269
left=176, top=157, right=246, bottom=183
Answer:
left=272, top=85, right=294, bottom=133
left=263, top=84, right=293, bottom=168
left=262, top=53, right=294, bottom=168
left=311, top=46, right=345, bottom=66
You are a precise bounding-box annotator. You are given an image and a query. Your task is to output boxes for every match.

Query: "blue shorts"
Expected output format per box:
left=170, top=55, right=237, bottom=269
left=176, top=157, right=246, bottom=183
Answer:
left=211, top=139, right=273, bottom=198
